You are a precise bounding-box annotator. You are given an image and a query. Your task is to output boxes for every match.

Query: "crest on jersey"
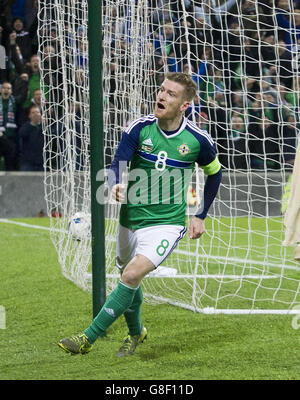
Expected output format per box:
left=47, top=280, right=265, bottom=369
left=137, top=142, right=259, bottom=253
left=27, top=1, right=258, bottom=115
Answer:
left=178, top=143, right=190, bottom=156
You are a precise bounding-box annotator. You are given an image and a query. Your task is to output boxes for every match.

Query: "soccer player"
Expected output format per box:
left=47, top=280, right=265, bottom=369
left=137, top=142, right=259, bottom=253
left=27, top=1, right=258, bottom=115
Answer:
left=58, top=72, right=222, bottom=356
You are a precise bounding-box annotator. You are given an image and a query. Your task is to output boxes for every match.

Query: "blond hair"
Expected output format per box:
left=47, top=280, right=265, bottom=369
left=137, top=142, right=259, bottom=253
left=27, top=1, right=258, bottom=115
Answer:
left=165, top=72, right=197, bottom=102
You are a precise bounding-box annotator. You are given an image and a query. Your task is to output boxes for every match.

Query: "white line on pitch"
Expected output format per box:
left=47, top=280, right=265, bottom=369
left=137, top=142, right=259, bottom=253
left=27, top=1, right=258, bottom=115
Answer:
left=0, top=218, right=66, bottom=233
left=144, top=294, right=300, bottom=315
left=105, top=273, right=277, bottom=279
left=107, top=235, right=300, bottom=272
left=1, top=218, right=299, bottom=272
left=174, top=249, right=300, bottom=272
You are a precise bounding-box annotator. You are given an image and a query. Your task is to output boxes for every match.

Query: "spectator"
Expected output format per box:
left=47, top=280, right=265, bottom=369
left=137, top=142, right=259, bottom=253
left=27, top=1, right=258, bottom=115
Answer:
left=275, top=39, right=293, bottom=87
left=220, top=17, right=243, bottom=77
left=0, top=25, right=9, bottom=83
left=260, top=32, right=276, bottom=66
left=46, top=25, right=61, bottom=53
left=276, top=0, right=293, bottom=11
left=280, top=77, right=300, bottom=119
left=29, top=88, right=42, bottom=111
left=229, top=114, right=249, bottom=169
left=231, top=90, right=249, bottom=118
left=198, top=65, right=224, bottom=101
left=19, top=104, right=43, bottom=171
left=242, top=0, right=276, bottom=32
left=245, top=77, right=260, bottom=101
left=0, top=81, right=17, bottom=170
left=290, top=36, right=300, bottom=74
left=186, top=94, right=201, bottom=120
left=195, top=111, right=209, bottom=130
left=191, top=16, right=215, bottom=62
left=0, top=1, right=15, bottom=33
left=2, top=0, right=297, bottom=176
left=242, top=0, right=257, bottom=17
left=21, top=53, right=40, bottom=109
left=40, top=45, right=64, bottom=118
left=200, top=68, right=227, bottom=124
left=0, top=24, right=6, bottom=48
left=233, top=37, right=260, bottom=91
left=153, top=23, right=177, bottom=70
left=12, top=71, right=29, bottom=120
left=281, top=112, right=298, bottom=168
left=18, top=87, right=42, bottom=125
left=194, top=0, right=238, bottom=26
left=193, top=46, right=214, bottom=92
left=150, top=0, right=179, bottom=32
left=75, top=35, right=88, bottom=68
left=6, top=31, right=26, bottom=81
left=10, top=16, right=32, bottom=62
left=274, top=83, right=294, bottom=121
left=195, top=66, right=228, bottom=164
left=0, top=28, right=25, bottom=83
left=262, top=39, right=293, bottom=88
left=175, top=34, right=199, bottom=73
left=0, top=30, right=5, bottom=82
left=250, top=117, right=280, bottom=169
left=249, top=88, right=277, bottom=123
left=276, top=6, right=300, bottom=50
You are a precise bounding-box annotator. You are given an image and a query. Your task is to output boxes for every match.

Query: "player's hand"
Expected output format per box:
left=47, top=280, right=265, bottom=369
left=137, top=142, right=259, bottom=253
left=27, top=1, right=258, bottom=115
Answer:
left=189, top=216, right=205, bottom=239
left=111, top=183, right=126, bottom=203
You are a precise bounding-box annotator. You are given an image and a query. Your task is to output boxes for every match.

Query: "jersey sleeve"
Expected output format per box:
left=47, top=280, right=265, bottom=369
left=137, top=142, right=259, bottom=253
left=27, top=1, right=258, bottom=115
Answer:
left=108, top=121, right=141, bottom=188
left=196, top=135, right=221, bottom=176
left=194, top=130, right=222, bottom=219
left=195, top=168, right=222, bottom=220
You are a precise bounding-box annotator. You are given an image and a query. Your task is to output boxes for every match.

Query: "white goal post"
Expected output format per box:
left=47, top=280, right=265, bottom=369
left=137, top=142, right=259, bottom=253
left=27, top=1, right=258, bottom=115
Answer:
left=38, top=0, right=300, bottom=314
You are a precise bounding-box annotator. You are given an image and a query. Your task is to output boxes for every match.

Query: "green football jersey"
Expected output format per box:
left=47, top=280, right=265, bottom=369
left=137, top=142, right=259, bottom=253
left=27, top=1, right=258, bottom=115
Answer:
left=111, top=114, right=220, bottom=230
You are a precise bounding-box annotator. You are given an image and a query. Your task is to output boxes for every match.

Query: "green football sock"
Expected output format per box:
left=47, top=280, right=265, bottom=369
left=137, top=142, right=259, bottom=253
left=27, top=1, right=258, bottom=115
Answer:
left=84, top=280, right=138, bottom=344
left=124, top=285, right=143, bottom=336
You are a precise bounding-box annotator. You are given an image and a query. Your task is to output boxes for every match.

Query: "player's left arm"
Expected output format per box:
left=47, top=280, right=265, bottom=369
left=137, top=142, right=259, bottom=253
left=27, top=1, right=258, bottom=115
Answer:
left=189, top=137, right=222, bottom=239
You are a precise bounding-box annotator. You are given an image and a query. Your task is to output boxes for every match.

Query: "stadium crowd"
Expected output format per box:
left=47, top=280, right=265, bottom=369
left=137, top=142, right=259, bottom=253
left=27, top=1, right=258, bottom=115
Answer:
left=0, top=0, right=299, bottom=171
left=0, top=0, right=41, bottom=171
left=147, top=0, right=300, bottom=170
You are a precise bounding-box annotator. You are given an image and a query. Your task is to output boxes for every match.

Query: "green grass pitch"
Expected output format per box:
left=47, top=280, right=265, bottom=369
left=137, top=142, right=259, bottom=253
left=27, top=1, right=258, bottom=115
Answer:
left=1, top=217, right=300, bottom=380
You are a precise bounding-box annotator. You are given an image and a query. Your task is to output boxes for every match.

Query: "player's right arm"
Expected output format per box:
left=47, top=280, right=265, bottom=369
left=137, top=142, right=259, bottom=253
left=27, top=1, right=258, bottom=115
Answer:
left=107, top=119, right=141, bottom=200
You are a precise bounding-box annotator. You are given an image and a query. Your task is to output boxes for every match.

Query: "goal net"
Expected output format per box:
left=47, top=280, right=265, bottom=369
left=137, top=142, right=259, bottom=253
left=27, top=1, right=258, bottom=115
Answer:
left=38, top=0, right=300, bottom=314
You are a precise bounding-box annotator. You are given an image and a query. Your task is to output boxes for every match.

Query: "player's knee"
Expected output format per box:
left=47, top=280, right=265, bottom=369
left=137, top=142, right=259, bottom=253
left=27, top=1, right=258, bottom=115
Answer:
left=121, top=269, right=140, bottom=287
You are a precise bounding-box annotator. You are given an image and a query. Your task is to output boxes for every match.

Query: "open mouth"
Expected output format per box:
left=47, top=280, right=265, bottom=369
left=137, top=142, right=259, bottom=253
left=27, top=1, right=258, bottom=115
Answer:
left=157, top=102, right=165, bottom=110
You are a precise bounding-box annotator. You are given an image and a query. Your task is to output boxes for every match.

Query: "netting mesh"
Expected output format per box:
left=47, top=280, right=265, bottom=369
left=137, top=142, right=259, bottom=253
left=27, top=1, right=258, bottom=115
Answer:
left=38, top=0, right=300, bottom=312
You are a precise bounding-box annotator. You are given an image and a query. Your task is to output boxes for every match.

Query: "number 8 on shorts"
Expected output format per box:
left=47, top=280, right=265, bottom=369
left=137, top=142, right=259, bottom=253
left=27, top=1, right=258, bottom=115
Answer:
left=156, top=239, right=170, bottom=256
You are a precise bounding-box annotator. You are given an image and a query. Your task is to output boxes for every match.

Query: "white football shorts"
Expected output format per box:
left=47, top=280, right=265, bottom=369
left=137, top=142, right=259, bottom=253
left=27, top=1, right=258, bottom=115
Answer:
left=116, top=224, right=187, bottom=270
